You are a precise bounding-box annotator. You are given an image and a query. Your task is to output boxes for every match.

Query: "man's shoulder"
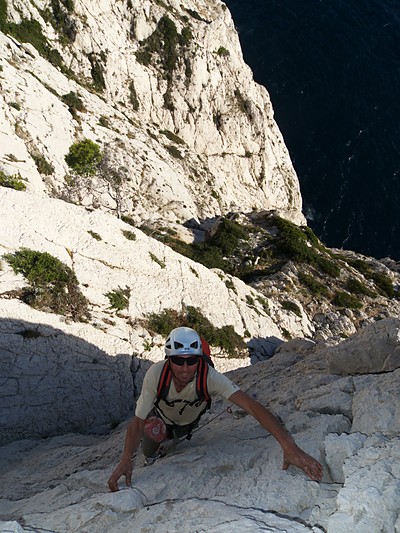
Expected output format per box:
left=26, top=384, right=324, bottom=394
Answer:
left=143, top=359, right=166, bottom=384
left=207, top=364, right=233, bottom=384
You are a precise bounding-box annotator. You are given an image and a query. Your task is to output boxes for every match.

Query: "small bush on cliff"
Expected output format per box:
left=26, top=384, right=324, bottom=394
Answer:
left=298, top=272, right=330, bottom=298
left=370, top=271, right=395, bottom=298
left=0, top=171, right=27, bottom=191
left=273, top=216, right=340, bottom=277
left=332, top=291, right=362, bottom=310
left=146, top=306, right=247, bottom=358
left=0, top=11, right=64, bottom=69
left=65, top=139, right=102, bottom=176
left=3, top=248, right=90, bottom=320
left=105, top=286, right=130, bottom=311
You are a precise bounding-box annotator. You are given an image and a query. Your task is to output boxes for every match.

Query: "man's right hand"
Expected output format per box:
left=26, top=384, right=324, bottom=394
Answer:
left=108, top=457, right=132, bottom=492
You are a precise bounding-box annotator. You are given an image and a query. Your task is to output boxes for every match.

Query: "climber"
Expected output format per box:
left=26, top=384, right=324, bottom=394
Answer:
left=108, top=327, right=323, bottom=491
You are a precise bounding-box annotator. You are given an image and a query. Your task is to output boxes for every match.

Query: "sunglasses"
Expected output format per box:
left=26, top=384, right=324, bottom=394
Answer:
left=169, top=356, right=199, bottom=366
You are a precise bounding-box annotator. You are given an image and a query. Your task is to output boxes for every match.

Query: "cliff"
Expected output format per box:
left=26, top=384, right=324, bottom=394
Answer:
left=1, top=1, right=400, bottom=531
left=0, top=0, right=304, bottom=225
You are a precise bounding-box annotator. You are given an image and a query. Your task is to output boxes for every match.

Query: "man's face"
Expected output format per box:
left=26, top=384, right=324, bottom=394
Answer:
left=169, top=355, right=199, bottom=386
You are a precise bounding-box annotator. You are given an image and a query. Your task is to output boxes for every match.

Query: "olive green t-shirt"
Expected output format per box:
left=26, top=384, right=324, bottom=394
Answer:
left=135, top=360, right=240, bottom=426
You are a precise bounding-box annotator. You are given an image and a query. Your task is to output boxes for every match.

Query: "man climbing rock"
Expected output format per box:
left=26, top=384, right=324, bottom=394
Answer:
left=108, top=327, right=323, bottom=491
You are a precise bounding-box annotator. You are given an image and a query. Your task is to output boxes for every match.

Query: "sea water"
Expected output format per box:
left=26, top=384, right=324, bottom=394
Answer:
left=225, top=0, right=400, bottom=260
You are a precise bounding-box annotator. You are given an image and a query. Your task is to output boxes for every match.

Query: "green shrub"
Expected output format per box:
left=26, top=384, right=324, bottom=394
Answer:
left=129, top=81, right=139, bottom=110
left=148, top=217, right=250, bottom=275
left=166, top=145, right=183, bottom=159
left=160, top=130, right=185, bottom=144
left=31, top=153, right=54, bottom=175
left=122, top=229, right=136, bottom=240
left=9, top=101, right=21, bottom=110
left=87, top=230, right=102, bottom=241
left=0, top=171, right=27, bottom=191
left=332, top=291, right=362, bottom=310
left=135, top=15, right=193, bottom=108
left=49, top=0, right=76, bottom=43
left=184, top=8, right=208, bottom=22
left=149, top=252, right=166, bottom=268
left=273, top=216, right=340, bottom=277
left=98, top=116, right=109, bottom=128
left=88, top=53, right=106, bottom=91
left=225, top=279, right=237, bottom=293
left=62, top=91, right=84, bottom=116
left=281, top=300, right=302, bottom=317
left=146, top=306, right=246, bottom=357
left=216, top=46, right=229, bottom=57
left=298, top=272, right=329, bottom=298
left=105, top=286, right=130, bottom=311
left=3, top=248, right=90, bottom=320
left=180, top=26, right=193, bottom=46
left=65, top=139, right=102, bottom=176
left=121, top=214, right=136, bottom=226
left=346, top=258, right=371, bottom=276
left=370, top=272, right=394, bottom=298
left=234, top=89, right=253, bottom=121
left=346, top=277, right=375, bottom=297
left=0, top=15, right=64, bottom=69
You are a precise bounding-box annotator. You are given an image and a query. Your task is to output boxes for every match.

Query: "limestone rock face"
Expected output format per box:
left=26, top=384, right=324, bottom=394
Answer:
left=1, top=319, right=400, bottom=532
left=0, top=0, right=305, bottom=226
left=0, top=188, right=312, bottom=443
left=326, top=317, right=400, bottom=374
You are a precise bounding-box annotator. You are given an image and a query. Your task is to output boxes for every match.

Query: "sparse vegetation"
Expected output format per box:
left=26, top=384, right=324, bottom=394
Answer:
left=135, top=16, right=193, bottom=109
left=332, top=291, right=363, bottom=310
left=273, top=216, right=341, bottom=277
left=88, top=52, right=106, bottom=92
left=370, top=272, right=394, bottom=298
left=62, top=92, right=84, bottom=118
left=234, top=89, right=253, bottom=121
left=281, top=300, right=302, bottom=317
left=166, top=145, right=183, bottom=159
left=105, top=286, right=131, bottom=311
left=121, top=215, right=135, bottom=227
left=3, top=248, right=90, bottom=320
left=87, top=230, right=102, bottom=241
left=122, top=229, right=136, bottom=240
left=346, top=277, right=375, bottom=298
left=149, top=252, right=166, bottom=268
left=129, top=81, right=139, bottom=110
left=0, top=10, right=64, bottom=70
left=0, top=171, right=27, bottom=191
left=160, top=130, right=185, bottom=145
left=146, top=306, right=246, bottom=357
left=98, top=116, right=109, bottom=128
left=298, top=271, right=330, bottom=298
left=47, top=0, right=77, bottom=43
left=31, top=153, right=54, bottom=175
left=216, top=46, right=229, bottom=57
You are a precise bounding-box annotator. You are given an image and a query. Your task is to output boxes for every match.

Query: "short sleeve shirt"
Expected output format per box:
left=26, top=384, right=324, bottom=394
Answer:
left=135, top=360, right=240, bottom=426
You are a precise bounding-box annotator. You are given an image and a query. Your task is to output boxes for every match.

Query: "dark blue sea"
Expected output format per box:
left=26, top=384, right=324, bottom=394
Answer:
left=224, top=0, right=400, bottom=260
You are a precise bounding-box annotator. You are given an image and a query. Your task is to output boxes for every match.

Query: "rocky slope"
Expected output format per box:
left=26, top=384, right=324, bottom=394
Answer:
left=1, top=0, right=400, bottom=531
left=0, top=0, right=304, bottom=225
left=0, top=319, right=399, bottom=532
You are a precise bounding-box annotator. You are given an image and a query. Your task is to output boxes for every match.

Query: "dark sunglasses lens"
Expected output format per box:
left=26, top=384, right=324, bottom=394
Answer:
left=171, top=356, right=198, bottom=366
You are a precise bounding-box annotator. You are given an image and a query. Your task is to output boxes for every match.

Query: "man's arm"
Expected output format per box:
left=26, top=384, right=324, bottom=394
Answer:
left=229, top=390, right=323, bottom=481
left=107, top=416, right=145, bottom=492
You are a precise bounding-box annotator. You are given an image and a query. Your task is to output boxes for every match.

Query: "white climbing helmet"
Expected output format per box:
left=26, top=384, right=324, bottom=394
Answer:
left=165, top=327, right=202, bottom=357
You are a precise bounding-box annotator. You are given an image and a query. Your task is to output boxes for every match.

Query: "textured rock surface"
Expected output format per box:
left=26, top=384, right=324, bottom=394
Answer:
left=0, top=188, right=312, bottom=443
left=0, top=319, right=399, bottom=532
left=1, top=1, right=400, bottom=531
left=0, top=0, right=305, bottom=225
